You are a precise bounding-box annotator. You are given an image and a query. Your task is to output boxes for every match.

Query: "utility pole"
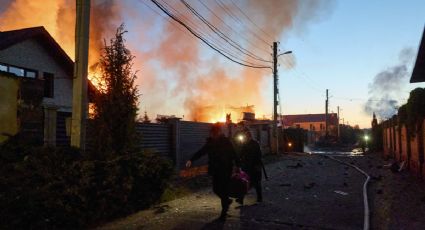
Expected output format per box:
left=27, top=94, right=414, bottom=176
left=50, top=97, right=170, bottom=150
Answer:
left=273, top=42, right=278, bottom=154
left=71, top=0, right=90, bottom=150
left=337, top=106, right=340, bottom=141
left=325, top=89, right=329, bottom=139
left=272, top=42, right=292, bottom=154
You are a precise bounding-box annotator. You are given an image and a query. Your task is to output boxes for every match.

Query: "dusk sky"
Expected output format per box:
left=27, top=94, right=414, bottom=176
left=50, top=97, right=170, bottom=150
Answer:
left=1, top=0, right=424, bottom=128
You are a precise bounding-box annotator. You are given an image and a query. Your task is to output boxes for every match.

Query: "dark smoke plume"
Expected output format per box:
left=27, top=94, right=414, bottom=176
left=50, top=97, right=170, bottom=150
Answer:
left=364, top=48, right=415, bottom=119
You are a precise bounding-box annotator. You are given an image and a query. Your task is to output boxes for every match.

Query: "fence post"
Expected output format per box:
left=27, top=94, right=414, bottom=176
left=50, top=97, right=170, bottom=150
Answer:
left=168, top=118, right=181, bottom=171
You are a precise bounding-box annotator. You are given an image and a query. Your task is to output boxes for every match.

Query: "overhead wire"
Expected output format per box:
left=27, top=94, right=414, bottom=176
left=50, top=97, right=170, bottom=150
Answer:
left=150, top=0, right=271, bottom=69
left=156, top=0, right=262, bottom=66
left=212, top=0, right=272, bottom=46
left=181, top=0, right=271, bottom=64
left=139, top=0, right=196, bottom=41
left=157, top=0, right=270, bottom=67
left=228, top=0, right=275, bottom=42
left=197, top=0, right=272, bottom=56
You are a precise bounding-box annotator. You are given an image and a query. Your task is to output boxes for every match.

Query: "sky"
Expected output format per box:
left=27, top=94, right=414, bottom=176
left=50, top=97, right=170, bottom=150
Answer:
left=0, top=0, right=424, bottom=128
left=279, top=0, right=425, bottom=128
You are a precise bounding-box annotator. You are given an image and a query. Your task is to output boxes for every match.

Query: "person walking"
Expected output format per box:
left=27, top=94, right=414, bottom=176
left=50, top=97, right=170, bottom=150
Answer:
left=185, top=124, right=240, bottom=221
left=239, top=129, right=263, bottom=203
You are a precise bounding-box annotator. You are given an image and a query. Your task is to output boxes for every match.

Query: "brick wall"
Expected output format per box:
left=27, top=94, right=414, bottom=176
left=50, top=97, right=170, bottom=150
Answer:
left=382, top=118, right=425, bottom=177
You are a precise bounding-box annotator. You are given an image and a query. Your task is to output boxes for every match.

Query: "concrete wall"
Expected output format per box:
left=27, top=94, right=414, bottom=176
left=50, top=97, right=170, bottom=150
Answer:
left=0, top=39, right=72, bottom=112
left=0, top=73, right=19, bottom=143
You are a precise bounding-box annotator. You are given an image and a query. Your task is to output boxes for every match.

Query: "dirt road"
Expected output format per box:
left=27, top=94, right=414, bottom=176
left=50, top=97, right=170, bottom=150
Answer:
left=99, top=152, right=425, bottom=230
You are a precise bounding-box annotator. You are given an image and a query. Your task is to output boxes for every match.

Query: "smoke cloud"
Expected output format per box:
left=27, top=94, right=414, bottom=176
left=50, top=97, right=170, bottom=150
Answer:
left=364, top=47, right=416, bottom=119
left=0, top=0, right=333, bottom=122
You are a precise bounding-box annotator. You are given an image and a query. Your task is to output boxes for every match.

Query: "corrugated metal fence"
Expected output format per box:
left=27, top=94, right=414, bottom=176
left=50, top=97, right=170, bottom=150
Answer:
left=136, top=123, right=171, bottom=158
left=135, top=120, right=272, bottom=170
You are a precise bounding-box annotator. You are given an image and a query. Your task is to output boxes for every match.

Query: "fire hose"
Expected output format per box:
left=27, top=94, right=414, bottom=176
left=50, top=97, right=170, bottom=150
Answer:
left=323, top=155, right=371, bottom=230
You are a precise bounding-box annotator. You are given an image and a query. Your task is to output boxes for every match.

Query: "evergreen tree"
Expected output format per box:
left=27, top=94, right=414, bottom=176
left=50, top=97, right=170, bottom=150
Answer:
left=142, top=111, right=151, bottom=123
left=91, top=24, right=139, bottom=157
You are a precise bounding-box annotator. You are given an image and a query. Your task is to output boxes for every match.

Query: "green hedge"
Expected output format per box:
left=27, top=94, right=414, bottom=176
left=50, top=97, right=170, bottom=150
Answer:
left=0, top=145, right=173, bottom=229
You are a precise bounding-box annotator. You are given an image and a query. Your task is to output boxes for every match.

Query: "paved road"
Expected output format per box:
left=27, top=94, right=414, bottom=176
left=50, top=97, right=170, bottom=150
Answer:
left=99, top=152, right=425, bottom=230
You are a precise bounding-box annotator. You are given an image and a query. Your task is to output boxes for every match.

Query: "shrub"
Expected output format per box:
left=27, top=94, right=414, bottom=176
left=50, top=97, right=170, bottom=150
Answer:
left=0, top=146, right=174, bottom=229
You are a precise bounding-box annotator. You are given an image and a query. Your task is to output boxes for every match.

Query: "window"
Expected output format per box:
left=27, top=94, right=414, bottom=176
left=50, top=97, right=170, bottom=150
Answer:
left=9, top=66, right=24, bottom=77
left=0, top=63, right=38, bottom=78
left=44, top=72, right=54, bottom=98
left=0, top=64, right=7, bottom=72
left=25, top=70, right=37, bottom=78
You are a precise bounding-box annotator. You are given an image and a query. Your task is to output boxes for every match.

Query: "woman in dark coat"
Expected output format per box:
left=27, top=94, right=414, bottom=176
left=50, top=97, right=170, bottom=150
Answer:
left=185, top=124, right=240, bottom=221
left=239, top=130, right=263, bottom=203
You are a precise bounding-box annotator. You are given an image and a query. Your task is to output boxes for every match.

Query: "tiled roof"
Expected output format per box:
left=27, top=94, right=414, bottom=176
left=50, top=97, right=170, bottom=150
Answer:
left=411, top=26, right=425, bottom=83
left=0, top=26, right=73, bottom=76
left=281, top=113, right=338, bottom=126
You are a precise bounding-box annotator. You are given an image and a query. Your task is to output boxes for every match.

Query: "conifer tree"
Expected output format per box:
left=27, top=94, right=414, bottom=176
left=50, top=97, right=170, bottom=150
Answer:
left=91, top=24, right=139, bottom=156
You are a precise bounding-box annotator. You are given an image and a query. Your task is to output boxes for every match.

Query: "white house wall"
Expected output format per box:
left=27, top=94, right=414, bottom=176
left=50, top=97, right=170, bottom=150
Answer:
left=0, top=39, right=72, bottom=112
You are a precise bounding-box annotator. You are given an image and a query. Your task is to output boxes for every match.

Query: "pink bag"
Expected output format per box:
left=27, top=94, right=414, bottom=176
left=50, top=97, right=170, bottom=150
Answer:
left=229, top=170, right=250, bottom=198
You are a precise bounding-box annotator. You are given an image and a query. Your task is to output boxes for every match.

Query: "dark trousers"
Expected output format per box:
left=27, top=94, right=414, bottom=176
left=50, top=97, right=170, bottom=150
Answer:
left=212, top=175, right=231, bottom=214
left=246, top=169, right=262, bottom=201
left=251, top=179, right=262, bottom=201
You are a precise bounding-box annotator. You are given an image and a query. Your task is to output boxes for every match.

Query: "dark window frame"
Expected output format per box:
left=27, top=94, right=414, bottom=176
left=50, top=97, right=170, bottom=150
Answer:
left=0, top=62, right=38, bottom=78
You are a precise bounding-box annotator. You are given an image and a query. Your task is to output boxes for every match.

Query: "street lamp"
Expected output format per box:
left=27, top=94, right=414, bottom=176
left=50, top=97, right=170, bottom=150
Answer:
left=363, top=135, right=369, bottom=153
left=277, top=51, right=293, bottom=57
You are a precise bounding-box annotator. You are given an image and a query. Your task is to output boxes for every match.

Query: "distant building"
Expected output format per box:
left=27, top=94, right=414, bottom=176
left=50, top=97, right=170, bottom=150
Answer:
left=281, top=113, right=338, bottom=142
left=410, top=27, right=425, bottom=83
left=0, top=26, right=94, bottom=146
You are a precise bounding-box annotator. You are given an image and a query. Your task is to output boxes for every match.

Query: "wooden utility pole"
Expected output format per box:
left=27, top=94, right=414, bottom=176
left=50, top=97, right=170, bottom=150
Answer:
left=272, top=43, right=292, bottom=154
left=273, top=42, right=278, bottom=154
left=337, top=106, right=340, bottom=140
left=71, top=0, right=90, bottom=150
left=325, top=89, right=329, bottom=139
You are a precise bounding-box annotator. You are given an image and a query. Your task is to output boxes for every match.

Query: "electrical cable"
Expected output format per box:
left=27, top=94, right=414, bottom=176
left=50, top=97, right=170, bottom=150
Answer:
left=157, top=0, right=250, bottom=61
left=213, top=0, right=271, bottom=46
left=228, top=0, right=275, bottom=42
left=181, top=0, right=271, bottom=63
left=150, top=0, right=271, bottom=69
left=197, top=0, right=271, bottom=56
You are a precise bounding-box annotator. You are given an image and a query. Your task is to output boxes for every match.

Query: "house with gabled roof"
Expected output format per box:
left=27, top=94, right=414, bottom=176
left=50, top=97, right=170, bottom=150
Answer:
left=0, top=26, right=93, bottom=146
left=281, top=113, right=339, bottom=142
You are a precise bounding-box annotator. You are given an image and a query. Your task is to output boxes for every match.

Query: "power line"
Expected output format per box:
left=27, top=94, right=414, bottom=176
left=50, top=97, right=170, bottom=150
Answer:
left=197, top=0, right=271, bottom=56
left=156, top=0, right=259, bottom=64
left=212, top=0, right=271, bottom=46
left=150, top=0, right=271, bottom=69
left=181, top=0, right=271, bottom=64
left=139, top=1, right=195, bottom=41
left=158, top=0, right=271, bottom=66
left=228, top=0, right=275, bottom=42
left=142, top=0, right=247, bottom=65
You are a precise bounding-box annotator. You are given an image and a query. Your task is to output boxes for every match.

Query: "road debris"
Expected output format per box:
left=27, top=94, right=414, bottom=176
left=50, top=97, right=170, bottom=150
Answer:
left=304, top=182, right=316, bottom=189
left=287, top=162, right=303, bottom=168
left=334, top=190, right=348, bottom=196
